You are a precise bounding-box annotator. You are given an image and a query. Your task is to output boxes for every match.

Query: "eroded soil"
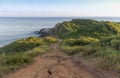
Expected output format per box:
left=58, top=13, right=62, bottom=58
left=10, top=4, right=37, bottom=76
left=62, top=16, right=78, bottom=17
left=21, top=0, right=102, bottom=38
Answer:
left=5, top=42, right=105, bottom=78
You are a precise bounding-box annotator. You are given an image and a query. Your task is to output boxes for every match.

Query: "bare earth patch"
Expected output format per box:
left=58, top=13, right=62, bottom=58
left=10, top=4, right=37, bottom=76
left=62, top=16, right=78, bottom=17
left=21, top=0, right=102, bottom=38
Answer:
left=5, top=42, right=107, bottom=78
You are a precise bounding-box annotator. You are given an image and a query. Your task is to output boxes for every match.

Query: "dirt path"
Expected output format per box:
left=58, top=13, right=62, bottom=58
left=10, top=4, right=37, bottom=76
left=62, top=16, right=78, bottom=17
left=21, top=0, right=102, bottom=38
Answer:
left=5, top=42, right=102, bottom=78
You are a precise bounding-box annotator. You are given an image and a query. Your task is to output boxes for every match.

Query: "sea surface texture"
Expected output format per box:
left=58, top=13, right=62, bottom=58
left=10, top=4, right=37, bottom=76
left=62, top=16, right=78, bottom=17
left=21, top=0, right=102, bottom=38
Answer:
left=0, top=17, right=119, bottom=47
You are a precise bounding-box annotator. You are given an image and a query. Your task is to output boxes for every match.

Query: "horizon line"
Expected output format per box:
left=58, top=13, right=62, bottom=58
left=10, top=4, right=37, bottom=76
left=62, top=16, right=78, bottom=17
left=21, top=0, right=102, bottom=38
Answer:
left=0, top=16, right=120, bottom=18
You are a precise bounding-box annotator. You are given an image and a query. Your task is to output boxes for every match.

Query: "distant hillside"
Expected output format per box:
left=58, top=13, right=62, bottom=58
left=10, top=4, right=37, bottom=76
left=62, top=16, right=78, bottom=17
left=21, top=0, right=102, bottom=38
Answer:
left=51, top=19, right=120, bottom=38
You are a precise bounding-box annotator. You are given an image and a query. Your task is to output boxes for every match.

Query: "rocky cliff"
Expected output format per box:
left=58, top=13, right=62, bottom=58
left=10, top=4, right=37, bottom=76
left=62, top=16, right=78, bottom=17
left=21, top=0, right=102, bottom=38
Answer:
left=39, top=23, right=62, bottom=37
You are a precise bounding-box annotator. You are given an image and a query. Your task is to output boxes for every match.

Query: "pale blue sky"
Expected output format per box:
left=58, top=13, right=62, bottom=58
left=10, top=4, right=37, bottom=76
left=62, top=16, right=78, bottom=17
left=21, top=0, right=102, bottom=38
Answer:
left=0, top=0, right=120, bottom=17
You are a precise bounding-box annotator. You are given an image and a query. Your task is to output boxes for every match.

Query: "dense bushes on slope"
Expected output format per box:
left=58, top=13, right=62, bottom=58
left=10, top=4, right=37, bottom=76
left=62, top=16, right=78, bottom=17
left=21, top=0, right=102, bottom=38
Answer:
left=0, top=36, right=57, bottom=53
left=58, top=19, right=120, bottom=72
left=0, top=36, right=43, bottom=53
left=54, top=19, right=120, bottom=38
left=61, top=35, right=120, bottom=71
left=0, top=36, right=57, bottom=77
left=62, top=37, right=99, bottom=46
left=43, top=36, right=57, bottom=43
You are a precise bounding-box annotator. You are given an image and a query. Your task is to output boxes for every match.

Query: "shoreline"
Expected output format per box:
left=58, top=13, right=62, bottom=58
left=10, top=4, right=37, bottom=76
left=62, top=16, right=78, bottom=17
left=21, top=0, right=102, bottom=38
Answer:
left=0, top=32, right=40, bottom=48
left=1, top=17, right=120, bottom=47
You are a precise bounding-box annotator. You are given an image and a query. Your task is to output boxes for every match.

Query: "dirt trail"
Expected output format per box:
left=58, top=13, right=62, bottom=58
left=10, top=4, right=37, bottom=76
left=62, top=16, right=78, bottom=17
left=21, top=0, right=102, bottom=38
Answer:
left=5, top=41, right=102, bottom=78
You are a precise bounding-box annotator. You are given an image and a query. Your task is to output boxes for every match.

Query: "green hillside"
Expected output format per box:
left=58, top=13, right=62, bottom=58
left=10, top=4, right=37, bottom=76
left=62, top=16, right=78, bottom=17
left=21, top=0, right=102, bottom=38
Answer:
left=55, top=19, right=120, bottom=39
left=0, top=36, right=57, bottom=77
left=55, top=19, right=120, bottom=72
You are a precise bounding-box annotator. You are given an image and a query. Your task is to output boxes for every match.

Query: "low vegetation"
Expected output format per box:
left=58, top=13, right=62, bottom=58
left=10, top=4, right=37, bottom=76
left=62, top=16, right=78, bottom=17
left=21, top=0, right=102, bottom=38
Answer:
left=43, top=36, right=57, bottom=43
left=1, top=19, right=120, bottom=76
left=54, top=19, right=120, bottom=72
left=0, top=36, right=57, bottom=77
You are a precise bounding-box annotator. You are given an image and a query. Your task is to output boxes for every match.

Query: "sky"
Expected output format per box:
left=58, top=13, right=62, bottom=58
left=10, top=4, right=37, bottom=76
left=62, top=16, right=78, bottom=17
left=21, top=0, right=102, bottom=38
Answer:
left=0, top=0, right=120, bottom=17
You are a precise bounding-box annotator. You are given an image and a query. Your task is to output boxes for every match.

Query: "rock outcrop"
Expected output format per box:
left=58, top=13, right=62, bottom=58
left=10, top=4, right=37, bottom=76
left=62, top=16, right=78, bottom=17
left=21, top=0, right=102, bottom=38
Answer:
left=38, top=23, right=62, bottom=37
left=39, top=28, right=53, bottom=37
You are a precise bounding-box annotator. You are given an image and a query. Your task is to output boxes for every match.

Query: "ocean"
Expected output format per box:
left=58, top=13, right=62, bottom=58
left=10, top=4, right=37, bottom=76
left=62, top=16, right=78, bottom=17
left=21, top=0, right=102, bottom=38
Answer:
left=0, top=17, right=120, bottom=47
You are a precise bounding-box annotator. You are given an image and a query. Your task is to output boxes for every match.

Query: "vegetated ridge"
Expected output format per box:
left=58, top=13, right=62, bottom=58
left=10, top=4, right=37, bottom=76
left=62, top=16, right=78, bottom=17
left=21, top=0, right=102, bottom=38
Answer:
left=1, top=19, right=120, bottom=78
left=40, top=19, right=120, bottom=77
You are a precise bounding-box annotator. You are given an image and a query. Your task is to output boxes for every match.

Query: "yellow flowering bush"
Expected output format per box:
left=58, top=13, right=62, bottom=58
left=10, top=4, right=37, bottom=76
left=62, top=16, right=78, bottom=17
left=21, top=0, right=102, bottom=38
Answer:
left=63, top=37, right=99, bottom=46
left=1, top=36, right=44, bottom=52
left=43, top=36, right=57, bottom=43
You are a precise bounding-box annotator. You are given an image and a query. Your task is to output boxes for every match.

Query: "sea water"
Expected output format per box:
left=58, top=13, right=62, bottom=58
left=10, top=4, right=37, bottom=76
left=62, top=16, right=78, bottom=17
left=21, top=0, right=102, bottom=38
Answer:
left=0, top=17, right=120, bottom=47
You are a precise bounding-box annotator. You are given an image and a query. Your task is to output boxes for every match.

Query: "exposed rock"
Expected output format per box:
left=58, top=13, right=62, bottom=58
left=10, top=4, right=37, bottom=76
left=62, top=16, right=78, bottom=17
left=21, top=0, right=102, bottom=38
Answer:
left=39, top=28, right=53, bottom=37
left=39, top=23, right=62, bottom=37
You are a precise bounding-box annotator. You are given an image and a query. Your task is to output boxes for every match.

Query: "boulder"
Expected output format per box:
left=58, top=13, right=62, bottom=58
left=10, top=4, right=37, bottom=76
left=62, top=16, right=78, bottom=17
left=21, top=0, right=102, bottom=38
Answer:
left=39, top=28, right=53, bottom=37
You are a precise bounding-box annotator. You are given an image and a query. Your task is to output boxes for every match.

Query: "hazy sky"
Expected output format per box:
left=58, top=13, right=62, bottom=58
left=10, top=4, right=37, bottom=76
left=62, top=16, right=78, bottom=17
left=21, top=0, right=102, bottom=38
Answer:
left=0, top=0, right=120, bottom=17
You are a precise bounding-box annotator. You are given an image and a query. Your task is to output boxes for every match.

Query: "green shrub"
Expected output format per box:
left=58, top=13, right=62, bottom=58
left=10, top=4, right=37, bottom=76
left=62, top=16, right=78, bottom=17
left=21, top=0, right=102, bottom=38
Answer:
left=60, top=45, right=82, bottom=55
left=110, top=39, right=120, bottom=50
left=57, top=19, right=120, bottom=72
left=63, top=37, right=99, bottom=46
left=1, top=53, right=32, bottom=66
left=97, top=48, right=120, bottom=71
left=26, top=45, right=50, bottom=57
left=43, top=36, right=57, bottom=43
left=0, top=36, right=54, bottom=77
left=0, top=36, right=44, bottom=53
left=81, top=45, right=97, bottom=56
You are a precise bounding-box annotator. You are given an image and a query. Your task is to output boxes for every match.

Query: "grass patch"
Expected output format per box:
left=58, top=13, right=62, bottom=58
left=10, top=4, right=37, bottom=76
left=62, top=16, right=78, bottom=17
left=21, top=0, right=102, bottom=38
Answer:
left=60, top=45, right=82, bottom=55
left=0, top=36, right=56, bottom=77
left=56, top=19, right=120, bottom=72
left=60, top=36, right=120, bottom=72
